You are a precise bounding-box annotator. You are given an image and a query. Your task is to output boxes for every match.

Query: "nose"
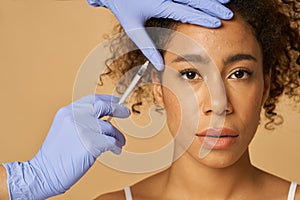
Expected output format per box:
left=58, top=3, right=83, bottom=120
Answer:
left=199, top=76, right=233, bottom=116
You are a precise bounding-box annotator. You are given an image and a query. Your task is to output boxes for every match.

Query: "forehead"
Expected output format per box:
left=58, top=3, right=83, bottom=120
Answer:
left=164, top=17, right=262, bottom=66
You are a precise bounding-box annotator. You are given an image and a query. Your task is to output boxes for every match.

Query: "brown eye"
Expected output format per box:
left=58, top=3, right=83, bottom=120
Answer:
left=180, top=70, right=201, bottom=80
left=229, top=69, right=252, bottom=80
left=233, top=71, right=245, bottom=79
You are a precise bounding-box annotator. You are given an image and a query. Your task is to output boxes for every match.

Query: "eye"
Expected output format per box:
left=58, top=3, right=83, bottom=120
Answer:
left=228, top=69, right=253, bottom=80
left=180, top=69, right=202, bottom=80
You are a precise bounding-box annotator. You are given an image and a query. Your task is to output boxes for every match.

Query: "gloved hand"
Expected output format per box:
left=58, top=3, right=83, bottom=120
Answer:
left=87, top=0, right=233, bottom=71
left=3, top=94, right=130, bottom=199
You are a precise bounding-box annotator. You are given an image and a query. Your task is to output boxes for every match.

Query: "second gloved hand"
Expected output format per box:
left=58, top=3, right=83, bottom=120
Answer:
left=87, top=0, right=233, bottom=71
left=3, top=94, right=130, bottom=199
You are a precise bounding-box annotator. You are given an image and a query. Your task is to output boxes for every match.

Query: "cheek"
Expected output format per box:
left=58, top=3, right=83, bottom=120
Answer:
left=162, top=85, right=201, bottom=140
left=162, top=87, right=182, bottom=136
left=231, top=83, right=264, bottom=129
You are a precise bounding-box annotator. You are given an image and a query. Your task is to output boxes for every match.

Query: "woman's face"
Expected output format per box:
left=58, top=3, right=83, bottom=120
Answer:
left=154, top=17, right=270, bottom=168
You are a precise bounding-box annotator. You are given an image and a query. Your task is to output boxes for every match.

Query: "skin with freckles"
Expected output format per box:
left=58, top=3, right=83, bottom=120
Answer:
left=161, top=17, right=266, bottom=168
left=96, top=17, right=299, bottom=200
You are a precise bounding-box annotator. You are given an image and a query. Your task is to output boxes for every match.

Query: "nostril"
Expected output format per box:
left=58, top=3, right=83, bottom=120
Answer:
left=211, top=104, right=227, bottom=115
left=213, top=109, right=227, bottom=116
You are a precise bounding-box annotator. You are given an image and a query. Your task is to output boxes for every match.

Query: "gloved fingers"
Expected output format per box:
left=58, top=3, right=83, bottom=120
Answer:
left=76, top=94, right=120, bottom=104
left=103, top=136, right=123, bottom=154
left=172, top=0, right=233, bottom=20
left=99, top=121, right=126, bottom=145
left=124, top=28, right=165, bottom=71
left=157, top=2, right=221, bottom=27
left=139, top=48, right=164, bottom=71
left=94, top=99, right=131, bottom=119
left=215, top=0, right=230, bottom=3
left=78, top=120, right=126, bottom=157
left=86, top=0, right=105, bottom=7
left=110, top=146, right=122, bottom=155
left=99, top=121, right=126, bottom=153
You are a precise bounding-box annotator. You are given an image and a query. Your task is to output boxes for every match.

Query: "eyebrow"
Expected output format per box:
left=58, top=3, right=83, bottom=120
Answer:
left=224, top=54, right=257, bottom=66
left=171, top=54, right=210, bottom=65
left=171, top=53, right=257, bottom=66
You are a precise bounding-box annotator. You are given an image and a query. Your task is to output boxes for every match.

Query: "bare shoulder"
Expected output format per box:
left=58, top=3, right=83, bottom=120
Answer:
left=94, top=170, right=168, bottom=200
left=294, top=183, right=300, bottom=200
left=94, top=189, right=125, bottom=200
left=257, top=168, right=299, bottom=199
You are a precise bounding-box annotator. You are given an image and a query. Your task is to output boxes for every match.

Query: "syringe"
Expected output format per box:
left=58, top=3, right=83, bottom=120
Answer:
left=106, top=60, right=150, bottom=122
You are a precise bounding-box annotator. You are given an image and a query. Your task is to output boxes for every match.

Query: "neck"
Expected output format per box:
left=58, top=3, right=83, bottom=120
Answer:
left=164, top=149, right=260, bottom=199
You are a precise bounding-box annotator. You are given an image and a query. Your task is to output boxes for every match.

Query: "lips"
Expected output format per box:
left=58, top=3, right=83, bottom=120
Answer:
left=195, top=128, right=239, bottom=138
left=195, top=128, right=239, bottom=149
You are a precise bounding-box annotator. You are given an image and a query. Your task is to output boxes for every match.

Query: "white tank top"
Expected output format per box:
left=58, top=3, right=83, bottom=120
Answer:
left=124, top=186, right=133, bottom=200
left=124, top=182, right=298, bottom=200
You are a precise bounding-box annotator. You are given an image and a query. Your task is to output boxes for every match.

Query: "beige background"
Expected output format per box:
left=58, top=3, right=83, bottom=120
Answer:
left=0, top=1, right=299, bottom=199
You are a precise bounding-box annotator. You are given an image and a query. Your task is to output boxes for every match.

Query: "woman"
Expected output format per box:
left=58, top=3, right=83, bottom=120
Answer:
left=97, top=0, right=300, bottom=199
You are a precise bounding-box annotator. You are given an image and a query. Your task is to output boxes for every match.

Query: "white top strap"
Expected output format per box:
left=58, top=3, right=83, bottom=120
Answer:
left=124, top=186, right=133, bottom=200
left=288, top=182, right=298, bottom=200
left=123, top=183, right=298, bottom=200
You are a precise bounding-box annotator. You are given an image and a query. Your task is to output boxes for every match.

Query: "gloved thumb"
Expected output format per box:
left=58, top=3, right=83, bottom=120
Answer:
left=125, top=27, right=165, bottom=71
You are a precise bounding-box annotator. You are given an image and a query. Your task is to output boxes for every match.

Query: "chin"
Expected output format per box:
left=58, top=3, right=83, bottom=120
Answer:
left=196, top=151, right=242, bottom=169
left=187, top=141, right=248, bottom=169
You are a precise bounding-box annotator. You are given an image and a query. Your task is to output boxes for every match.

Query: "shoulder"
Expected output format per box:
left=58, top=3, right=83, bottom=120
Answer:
left=258, top=169, right=300, bottom=199
left=93, top=171, right=167, bottom=200
left=94, top=190, right=125, bottom=200
left=294, top=183, right=300, bottom=200
left=96, top=170, right=169, bottom=200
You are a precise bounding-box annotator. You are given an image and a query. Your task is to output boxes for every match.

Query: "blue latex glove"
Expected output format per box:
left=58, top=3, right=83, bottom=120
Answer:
left=87, top=0, right=233, bottom=71
left=3, top=94, right=130, bottom=199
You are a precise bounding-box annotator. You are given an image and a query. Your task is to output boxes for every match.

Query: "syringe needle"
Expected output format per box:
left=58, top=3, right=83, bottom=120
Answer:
left=106, top=60, right=150, bottom=122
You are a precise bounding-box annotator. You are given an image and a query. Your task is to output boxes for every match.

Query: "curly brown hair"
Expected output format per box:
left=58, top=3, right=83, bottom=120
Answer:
left=100, top=0, right=300, bottom=130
